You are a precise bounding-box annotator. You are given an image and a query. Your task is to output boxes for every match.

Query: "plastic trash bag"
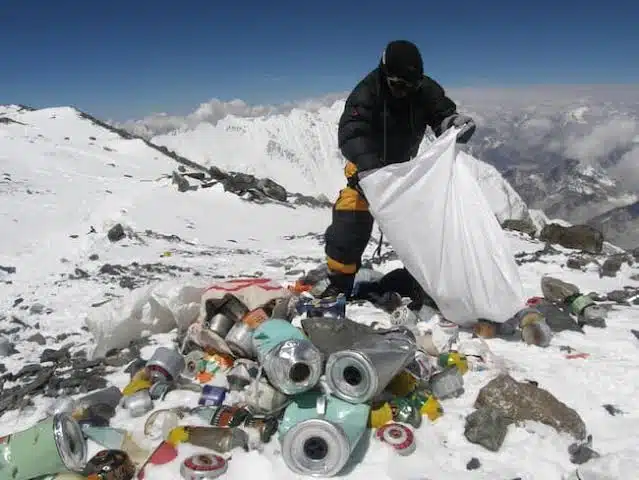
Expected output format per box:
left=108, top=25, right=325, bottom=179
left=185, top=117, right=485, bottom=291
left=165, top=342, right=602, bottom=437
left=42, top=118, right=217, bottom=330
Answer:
left=358, top=127, right=525, bottom=327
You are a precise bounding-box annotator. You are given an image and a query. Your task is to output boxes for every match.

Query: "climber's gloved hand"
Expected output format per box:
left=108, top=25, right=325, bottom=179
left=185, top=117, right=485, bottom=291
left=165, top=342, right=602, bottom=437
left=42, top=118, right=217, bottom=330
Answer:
left=440, top=113, right=476, bottom=144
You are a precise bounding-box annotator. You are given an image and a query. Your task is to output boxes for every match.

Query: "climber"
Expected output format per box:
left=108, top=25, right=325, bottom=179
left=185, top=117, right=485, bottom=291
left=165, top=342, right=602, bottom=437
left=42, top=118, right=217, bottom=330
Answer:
left=317, top=39, right=476, bottom=299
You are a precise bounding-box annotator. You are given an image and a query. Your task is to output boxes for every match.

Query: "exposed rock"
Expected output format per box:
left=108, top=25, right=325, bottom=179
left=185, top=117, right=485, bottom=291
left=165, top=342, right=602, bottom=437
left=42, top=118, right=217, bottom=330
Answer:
left=97, top=261, right=192, bottom=289
left=0, top=367, right=54, bottom=414
left=40, top=347, right=70, bottom=364
left=603, top=404, right=624, bottom=416
left=0, top=265, right=16, bottom=274
left=29, top=303, right=45, bottom=314
left=599, top=254, right=633, bottom=278
left=257, top=178, right=287, bottom=202
left=172, top=171, right=193, bottom=192
left=0, top=336, right=16, bottom=357
left=606, top=289, right=636, bottom=304
left=464, top=406, right=510, bottom=451
left=183, top=171, right=207, bottom=181
left=224, top=172, right=257, bottom=192
left=534, top=300, right=583, bottom=333
left=208, top=165, right=228, bottom=181
left=569, top=436, right=600, bottom=465
left=502, top=218, right=537, bottom=236
left=474, top=374, right=587, bottom=440
left=290, top=193, right=333, bottom=209
left=107, top=223, right=126, bottom=242
left=514, top=243, right=562, bottom=265
left=466, top=458, right=481, bottom=470
left=27, top=332, right=47, bottom=345
left=566, top=255, right=594, bottom=270
left=89, top=253, right=99, bottom=260
left=540, top=223, right=604, bottom=254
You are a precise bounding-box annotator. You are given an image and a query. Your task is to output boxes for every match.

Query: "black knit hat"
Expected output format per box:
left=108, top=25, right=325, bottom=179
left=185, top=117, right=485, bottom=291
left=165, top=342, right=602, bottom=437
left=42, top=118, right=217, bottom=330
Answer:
left=381, top=40, right=424, bottom=82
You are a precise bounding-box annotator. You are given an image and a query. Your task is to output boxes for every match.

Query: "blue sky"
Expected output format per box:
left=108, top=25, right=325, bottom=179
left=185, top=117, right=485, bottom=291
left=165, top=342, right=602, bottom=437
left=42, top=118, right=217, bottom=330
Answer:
left=1, top=0, right=637, bottom=121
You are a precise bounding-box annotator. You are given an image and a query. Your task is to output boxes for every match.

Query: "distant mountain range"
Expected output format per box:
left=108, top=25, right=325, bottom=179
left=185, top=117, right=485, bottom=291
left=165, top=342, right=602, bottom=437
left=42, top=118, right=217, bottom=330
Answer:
left=113, top=85, right=639, bottom=247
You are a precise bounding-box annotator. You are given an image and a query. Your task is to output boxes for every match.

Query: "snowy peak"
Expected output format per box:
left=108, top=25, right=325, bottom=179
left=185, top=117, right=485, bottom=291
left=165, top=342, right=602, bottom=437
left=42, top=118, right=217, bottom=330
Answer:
left=152, top=100, right=347, bottom=200
left=151, top=100, right=532, bottom=222
left=0, top=105, right=332, bottom=210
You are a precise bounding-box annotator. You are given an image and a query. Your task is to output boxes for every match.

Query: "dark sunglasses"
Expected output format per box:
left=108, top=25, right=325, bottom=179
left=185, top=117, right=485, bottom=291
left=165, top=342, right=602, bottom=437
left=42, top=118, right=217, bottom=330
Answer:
left=387, top=75, right=422, bottom=91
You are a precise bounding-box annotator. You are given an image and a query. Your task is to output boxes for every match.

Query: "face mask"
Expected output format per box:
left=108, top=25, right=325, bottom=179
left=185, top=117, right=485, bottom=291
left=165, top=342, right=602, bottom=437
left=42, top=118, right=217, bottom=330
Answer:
left=386, top=76, right=422, bottom=98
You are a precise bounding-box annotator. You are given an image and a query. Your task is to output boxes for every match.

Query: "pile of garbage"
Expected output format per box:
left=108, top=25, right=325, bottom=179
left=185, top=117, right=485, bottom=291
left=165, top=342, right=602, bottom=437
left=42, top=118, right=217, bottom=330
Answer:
left=0, top=270, right=609, bottom=479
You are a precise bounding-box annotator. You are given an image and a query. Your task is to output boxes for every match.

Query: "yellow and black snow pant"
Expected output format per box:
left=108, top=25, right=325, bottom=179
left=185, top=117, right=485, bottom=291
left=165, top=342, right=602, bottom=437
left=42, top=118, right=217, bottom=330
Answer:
left=324, top=161, right=374, bottom=294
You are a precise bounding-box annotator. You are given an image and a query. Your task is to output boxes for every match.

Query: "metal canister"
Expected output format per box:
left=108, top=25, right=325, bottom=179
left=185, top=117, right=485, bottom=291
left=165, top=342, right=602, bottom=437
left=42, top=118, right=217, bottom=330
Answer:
left=0, top=413, right=86, bottom=480
left=145, top=346, right=186, bottom=383
left=224, top=321, right=256, bottom=358
left=278, top=391, right=370, bottom=478
left=253, top=318, right=323, bottom=395
left=375, top=423, right=416, bottom=456
left=122, top=389, right=154, bottom=417
left=218, top=293, right=250, bottom=320
left=198, top=385, right=227, bottom=407
left=325, top=333, right=416, bottom=404
left=204, top=296, right=238, bottom=338
left=180, top=453, right=228, bottom=479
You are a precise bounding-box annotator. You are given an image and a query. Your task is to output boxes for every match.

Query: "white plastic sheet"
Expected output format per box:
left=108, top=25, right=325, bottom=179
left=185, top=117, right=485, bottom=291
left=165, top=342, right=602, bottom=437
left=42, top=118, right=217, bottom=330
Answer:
left=358, top=127, right=525, bottom=327
left=85, top=277, right=291, bottom=360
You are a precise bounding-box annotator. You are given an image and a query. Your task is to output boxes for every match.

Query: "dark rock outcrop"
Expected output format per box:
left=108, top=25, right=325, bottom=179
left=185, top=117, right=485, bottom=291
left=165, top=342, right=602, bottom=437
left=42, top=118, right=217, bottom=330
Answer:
left=540, top=223, right=604, bottom=254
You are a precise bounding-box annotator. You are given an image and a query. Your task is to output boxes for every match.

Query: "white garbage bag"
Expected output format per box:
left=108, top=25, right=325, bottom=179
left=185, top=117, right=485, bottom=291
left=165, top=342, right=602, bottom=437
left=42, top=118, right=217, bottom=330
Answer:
left=85, top=280, right=206, bottom=359
left=358, top=127, right=525, bottom=327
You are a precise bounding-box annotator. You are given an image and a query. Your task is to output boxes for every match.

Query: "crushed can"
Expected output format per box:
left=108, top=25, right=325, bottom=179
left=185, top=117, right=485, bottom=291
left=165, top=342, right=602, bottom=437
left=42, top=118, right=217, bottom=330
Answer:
left=224, top=307, right=270, bottom=359
left=325, top=331, right=416, bottom=404
left=204, top=293, right=248, bottom=338
left=429, top=367, right=464, bottom=399
left=279, top=391, right=370, bottom=477
left=253, top=318, right=323, bottom=395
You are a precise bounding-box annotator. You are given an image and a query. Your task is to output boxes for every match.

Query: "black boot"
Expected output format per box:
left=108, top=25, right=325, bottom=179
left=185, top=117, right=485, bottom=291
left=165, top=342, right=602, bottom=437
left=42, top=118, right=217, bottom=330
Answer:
left=314, top=272, right=355, bottom=299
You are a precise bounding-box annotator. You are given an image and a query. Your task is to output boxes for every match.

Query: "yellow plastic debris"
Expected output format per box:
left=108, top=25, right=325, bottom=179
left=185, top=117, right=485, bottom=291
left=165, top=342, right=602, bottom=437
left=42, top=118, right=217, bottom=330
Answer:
left=386, top=371, right=417, bottom=397
left=368, top=402, right=393, bottom=428
left=420, top=395, right=444, bottom=421
left=167, top=426, right=189, bottom=445
left=122, top=369, right=153, bottom=397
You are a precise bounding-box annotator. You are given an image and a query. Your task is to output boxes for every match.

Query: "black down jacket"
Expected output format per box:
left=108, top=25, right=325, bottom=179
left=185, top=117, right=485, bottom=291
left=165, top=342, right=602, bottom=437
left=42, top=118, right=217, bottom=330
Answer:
left=338, top=67, right=457, bottom=172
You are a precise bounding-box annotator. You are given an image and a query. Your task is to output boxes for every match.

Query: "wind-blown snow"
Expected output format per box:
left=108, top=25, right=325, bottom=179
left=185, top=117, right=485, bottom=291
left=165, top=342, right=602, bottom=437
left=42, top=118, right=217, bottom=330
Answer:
left=151, top=101, right=531, bottom=221
left=2, top=106, right=639, bottom=480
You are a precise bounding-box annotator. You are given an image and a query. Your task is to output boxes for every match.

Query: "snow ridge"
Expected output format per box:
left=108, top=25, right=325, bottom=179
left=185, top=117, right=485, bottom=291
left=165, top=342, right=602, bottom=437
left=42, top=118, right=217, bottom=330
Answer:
left=151, top=101, right=532, bottom=221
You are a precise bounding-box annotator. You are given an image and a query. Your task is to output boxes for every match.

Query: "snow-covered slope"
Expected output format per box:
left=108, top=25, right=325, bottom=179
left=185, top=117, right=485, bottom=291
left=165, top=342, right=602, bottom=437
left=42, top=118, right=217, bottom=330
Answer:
left=151, top=101, right=531, bottom=221
left=2, top=105, right=639, bottom=480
